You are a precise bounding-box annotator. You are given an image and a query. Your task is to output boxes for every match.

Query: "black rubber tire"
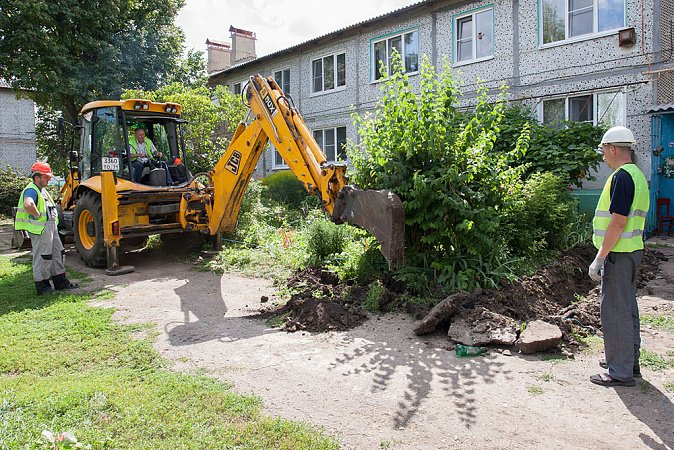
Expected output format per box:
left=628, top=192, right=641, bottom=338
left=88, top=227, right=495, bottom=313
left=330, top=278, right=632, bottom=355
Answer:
left=73, top=191, right=106, bottom=268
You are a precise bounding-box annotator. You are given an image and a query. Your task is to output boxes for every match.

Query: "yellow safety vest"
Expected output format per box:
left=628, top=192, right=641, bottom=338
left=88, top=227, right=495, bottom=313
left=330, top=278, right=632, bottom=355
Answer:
left=14, top=181, right=58, bottom=235
left=592, top=163, right=649, bottom=252
left=129, top=136, right=155, bottom=159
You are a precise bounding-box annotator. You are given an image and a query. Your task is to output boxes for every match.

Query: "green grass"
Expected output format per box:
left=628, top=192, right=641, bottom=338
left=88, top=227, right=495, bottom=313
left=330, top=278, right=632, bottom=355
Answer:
left=0, top=256, right=338, bottom=449
left=664, top=382, right=674, bottom=393
left=527, top=385, right=544, bottom=395
left=641, top=314, right=674, bottom=333
left=639, top=349, right=674, bottom=371
left=536, top=372, right=555, bottom=382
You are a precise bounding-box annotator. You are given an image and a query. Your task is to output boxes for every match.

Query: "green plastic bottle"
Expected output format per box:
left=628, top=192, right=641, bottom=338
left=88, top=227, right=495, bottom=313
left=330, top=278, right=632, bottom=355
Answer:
left=455, top=344, right=486, bottom=357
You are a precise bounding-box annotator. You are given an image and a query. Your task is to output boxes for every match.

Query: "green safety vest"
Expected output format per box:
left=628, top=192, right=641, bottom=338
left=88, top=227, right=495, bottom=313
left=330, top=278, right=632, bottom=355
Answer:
left=129, top=136, right=155, bottom=159
left=592, top=163, right=649, bottom=253
left=14, top=181, right=58, bottom=235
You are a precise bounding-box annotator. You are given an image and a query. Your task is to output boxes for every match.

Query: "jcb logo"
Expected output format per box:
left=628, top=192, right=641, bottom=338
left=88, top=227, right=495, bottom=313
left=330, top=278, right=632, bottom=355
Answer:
left=225, top=151, right=242, bottom=174
left=263, top=94, right=277, bottom=117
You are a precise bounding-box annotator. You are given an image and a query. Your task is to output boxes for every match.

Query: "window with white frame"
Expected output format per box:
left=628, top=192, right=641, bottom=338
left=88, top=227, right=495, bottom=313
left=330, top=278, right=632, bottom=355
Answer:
left=540, top=0, right=626, bottom=45
left=540, top=90, right=625, bottom=130
left=274, top=69, right=290, bottom=95
left=454, top=7, right=494, bottom=64
left=372, top=29, right=419, bottom=80
left=311, top=53, right=345, bottom=94
left=313, top=127, right=347, bottom=162
left=273, top=144, right=286, bottom=168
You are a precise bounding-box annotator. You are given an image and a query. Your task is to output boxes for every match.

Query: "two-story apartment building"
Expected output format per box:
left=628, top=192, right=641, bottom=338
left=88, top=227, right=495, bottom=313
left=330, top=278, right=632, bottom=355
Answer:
left=209, top=0, right=673, bottom=219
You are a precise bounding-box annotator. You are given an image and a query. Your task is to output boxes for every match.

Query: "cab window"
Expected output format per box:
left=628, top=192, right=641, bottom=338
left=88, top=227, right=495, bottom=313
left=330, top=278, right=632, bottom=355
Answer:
left=91, top=107, right=128, bottom=179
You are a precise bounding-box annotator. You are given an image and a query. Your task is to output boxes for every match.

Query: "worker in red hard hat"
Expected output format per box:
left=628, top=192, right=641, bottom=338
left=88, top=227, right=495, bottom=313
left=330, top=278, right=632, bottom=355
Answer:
left=14, top=161, right=79, bottom=295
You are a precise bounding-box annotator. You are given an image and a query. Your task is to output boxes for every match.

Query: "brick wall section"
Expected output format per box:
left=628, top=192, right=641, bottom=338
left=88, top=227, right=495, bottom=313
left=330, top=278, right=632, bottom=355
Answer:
left=0, top=87, right=36, bottom=174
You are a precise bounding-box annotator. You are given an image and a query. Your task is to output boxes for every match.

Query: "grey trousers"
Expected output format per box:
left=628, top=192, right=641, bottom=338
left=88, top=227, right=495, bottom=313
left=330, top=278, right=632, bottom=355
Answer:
left=600, top=250, right=643, bottom=381
left=29, top=219, right=65, bottom=283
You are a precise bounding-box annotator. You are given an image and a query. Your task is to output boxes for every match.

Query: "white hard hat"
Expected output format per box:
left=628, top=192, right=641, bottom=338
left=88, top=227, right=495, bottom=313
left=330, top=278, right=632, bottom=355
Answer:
left=601, top=126, right=636, bottom=146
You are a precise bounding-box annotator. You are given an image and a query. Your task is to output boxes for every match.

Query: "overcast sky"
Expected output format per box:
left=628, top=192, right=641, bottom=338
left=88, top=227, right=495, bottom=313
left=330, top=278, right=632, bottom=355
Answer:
left=175, top=0, right=420, bottom=58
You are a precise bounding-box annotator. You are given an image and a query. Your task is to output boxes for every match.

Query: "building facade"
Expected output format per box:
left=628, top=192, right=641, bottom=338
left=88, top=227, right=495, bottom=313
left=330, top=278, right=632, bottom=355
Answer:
left=208, top=0, right=672, bottom=190
left=0, top=81, right=36, bottom=174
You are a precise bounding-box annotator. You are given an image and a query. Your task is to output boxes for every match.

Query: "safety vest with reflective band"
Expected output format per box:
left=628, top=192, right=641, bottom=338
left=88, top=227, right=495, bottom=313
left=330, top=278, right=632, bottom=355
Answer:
left=129, top=136, right=155, bottom=159
left=14, top=182, right=58, bottom=235
left=592, top=163, right=649, bottom=252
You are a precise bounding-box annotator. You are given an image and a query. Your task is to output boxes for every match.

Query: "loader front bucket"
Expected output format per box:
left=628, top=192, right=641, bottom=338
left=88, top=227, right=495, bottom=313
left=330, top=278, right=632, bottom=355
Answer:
left=332, top=186, right=405, bottom=268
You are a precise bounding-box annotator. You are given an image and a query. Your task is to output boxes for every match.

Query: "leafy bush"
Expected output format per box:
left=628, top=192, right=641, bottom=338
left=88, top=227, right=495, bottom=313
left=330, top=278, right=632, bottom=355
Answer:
left=328, top=234, right=386, bottom=284
left=261, top=170, right=310, bottom=208
left=348, top=55, right=525, bottom=292
left=306, top=217, right=348, bottom=262
left=0, top=166, right=28, bottom=216
left=494, top=105, right=604, bottom=187
left=501, top=172, right=578, bottom=258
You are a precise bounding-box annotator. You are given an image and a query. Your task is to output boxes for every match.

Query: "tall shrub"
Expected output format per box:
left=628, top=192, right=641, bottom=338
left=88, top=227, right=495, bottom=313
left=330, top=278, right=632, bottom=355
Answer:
left=348, top=56, right=526, bottom=291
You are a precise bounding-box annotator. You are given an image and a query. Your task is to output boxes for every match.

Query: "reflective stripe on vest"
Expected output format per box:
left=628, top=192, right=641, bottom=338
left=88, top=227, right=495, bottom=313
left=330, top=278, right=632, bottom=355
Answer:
left=592, top=163, right=650, bottom=252
left=14, top=181, right=56, bottom=234
left=129, top=136, right=155, bottom=159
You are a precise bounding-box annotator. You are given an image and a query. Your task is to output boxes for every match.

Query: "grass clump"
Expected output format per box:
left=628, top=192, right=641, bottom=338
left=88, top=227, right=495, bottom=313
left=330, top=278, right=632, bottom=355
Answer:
left=641, top=314, right=674, bottom=333
left=639, top=349, right=674, bottom=371
left=0, top=256, right=338, bottom=449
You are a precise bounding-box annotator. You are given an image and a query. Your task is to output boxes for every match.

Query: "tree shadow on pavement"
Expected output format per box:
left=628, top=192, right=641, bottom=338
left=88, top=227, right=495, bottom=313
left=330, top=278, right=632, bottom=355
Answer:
left=329, top=324, right=510, bottom=430
left=616, top=379, right=674, bottom=449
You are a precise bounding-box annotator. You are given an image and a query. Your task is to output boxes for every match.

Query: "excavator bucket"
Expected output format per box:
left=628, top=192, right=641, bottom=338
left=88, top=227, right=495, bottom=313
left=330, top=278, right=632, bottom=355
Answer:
left=332, top=186, right=405, bottom=268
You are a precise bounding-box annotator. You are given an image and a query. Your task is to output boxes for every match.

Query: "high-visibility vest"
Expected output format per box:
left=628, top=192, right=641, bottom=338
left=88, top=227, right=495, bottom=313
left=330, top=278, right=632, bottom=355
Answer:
left=129, top=136, right=155, bottom=159
left=592, top=163, right=649, bottom=252
left=14, top=181, right=58, bottom=235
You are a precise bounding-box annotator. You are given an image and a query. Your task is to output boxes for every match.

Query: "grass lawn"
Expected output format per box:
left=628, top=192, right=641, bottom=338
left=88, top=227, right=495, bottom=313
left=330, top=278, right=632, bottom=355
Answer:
left=0, top=256, right=338, bottom=449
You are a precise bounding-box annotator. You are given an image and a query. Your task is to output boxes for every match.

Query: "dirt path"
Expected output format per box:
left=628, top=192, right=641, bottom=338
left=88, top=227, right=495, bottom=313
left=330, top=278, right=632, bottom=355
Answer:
left=2, top=224, right=673, bottom=449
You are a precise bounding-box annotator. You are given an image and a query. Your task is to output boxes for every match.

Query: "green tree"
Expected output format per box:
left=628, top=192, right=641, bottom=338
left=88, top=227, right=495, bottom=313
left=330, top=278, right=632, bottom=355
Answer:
left=122, top=84, right=247, bottom=174
left=0, top=0, right=187, bottom=124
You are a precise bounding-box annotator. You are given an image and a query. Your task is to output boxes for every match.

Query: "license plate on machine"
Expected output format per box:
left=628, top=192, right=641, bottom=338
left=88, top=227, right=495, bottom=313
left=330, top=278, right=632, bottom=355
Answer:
left=102, top=157, right=120, bottom=171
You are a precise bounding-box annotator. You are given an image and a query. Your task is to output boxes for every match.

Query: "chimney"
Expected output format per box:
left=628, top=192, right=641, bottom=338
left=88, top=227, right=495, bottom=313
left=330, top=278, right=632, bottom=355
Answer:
left=206, top=38, right=232, bottom=74
left=229, top=25, right=257, bottom=64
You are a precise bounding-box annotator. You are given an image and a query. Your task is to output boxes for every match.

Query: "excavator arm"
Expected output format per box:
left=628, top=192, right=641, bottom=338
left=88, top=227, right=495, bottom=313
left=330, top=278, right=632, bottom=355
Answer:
left=193, top=74, right=405, bottom=267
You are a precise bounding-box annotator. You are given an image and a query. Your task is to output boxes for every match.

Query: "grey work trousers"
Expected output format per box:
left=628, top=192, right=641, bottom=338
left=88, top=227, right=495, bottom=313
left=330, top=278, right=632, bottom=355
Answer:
left=29, top=218, right=65, bottom=283
left=600, top=250, right=643, bottom=382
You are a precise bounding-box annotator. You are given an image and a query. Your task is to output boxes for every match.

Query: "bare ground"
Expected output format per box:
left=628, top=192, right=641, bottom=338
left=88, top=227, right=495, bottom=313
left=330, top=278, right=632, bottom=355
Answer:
left=2, top=224, right=673, bottom=449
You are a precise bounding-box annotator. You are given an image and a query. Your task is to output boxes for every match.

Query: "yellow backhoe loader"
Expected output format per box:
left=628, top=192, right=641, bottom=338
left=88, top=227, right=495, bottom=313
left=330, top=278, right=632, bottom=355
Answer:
left=56, top=74, right=405, bottom=275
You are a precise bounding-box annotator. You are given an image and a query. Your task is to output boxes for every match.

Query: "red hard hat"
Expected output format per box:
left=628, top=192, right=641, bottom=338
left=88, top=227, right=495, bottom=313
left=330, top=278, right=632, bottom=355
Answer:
left=30, top=161, right=53, bottom=178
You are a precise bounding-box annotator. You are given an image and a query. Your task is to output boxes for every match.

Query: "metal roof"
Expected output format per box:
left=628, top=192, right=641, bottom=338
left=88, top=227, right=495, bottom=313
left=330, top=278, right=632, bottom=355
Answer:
left=209, top=0, right=432, bottom=79
left=648, top=103, right=674, bottom=114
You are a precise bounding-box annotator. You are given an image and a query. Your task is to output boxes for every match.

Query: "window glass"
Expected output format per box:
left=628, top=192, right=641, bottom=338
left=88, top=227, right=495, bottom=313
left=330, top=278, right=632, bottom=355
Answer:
left=233, top=83, right=242, bottom=95
left=542, top=98, right=566, bottom=129
left=336, top=127, right=347, bottom=161
left=597, top=91, right=625, bottom=126
left=312, top=59, right=323, bottom=92
left=542, top=0, right=565, bottom=43
left=274, top=144, right=285, bottom=167
left=324, top=129, right=336, bottom=161
left=569, top=95, right=593, bottom=122
left=569, top=0, right=593, bottom=37
left=374, top=41, right=386, bottom=80
left=598, top=0, right=624, bottom=32
left=337, top=54, right=346, bottom=87
left=313, top=130, right=323, bottom=150
left=283, top=69, right=290, bottom=93
left=80, top=113, right=93, bottom=180
left=92, top=107, right=127, bottom=178
left=388, top=36, right=402, bottom=73
left=475, top=9, right=493, bottom=59
left=324, top=56, right=334, bottom=91
left=457, top=16, right=473, bottom=62
left=404, top=32, right=419, bottom=72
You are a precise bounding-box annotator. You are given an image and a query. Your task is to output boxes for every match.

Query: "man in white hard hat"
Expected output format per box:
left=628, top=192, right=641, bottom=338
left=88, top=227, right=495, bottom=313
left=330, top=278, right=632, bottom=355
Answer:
left=588, top=126, right=649, bottom=387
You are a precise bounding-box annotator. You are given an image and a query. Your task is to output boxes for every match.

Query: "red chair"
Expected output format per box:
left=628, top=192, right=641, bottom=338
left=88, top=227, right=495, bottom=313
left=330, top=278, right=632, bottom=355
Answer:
left=656, top=198, right=674, bottom=235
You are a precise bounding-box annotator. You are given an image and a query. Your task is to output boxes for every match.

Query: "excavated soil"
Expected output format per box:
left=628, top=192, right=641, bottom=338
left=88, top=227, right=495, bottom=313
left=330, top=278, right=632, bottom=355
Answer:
left=263, top=245, right=666, bottom=342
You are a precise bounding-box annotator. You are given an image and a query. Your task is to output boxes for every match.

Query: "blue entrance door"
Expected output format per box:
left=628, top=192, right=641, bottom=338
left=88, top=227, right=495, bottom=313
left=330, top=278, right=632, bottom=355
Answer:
left=651, top=113, right=674, bottom=233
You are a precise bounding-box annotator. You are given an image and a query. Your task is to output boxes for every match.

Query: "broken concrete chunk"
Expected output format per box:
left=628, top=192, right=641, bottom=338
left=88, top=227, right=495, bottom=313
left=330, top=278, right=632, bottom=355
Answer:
left=413, top=292, right=471, bottom=335
left=515, top=320, right=562, bottom=354
left=447, top=307, right=518, bottom=346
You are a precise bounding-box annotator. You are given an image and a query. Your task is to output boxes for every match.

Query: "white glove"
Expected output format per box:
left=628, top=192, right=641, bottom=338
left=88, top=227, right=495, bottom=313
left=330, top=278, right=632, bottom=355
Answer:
left=588, top=255, right=605, bottom=282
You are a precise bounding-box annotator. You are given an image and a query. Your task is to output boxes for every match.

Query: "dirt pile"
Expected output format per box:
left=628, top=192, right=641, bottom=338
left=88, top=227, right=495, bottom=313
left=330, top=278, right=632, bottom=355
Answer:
left=260, top=246, right=665, bottom=338
left=257, top=267, right=366, bottom=332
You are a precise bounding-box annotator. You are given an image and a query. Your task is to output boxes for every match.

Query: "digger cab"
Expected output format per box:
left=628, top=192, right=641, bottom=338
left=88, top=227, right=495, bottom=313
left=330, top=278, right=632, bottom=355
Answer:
left=76, top=100, right=190, bottom=186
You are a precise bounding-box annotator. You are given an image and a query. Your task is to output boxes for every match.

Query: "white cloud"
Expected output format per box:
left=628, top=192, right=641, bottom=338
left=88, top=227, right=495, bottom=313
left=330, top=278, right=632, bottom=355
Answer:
left=176, top=0, right=420, bottom=57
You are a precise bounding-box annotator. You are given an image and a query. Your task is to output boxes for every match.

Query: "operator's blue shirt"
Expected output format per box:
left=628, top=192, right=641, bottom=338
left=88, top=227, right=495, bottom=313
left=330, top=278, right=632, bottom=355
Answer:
left=23, top=187, right=55, bottom=219
left=609, top=168, right=635, bottom=217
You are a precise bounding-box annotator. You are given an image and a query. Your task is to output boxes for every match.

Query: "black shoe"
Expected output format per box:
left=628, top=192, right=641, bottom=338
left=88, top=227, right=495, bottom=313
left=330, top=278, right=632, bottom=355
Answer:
left=52, top=273, right=79, bottom=290
left=35, top=280, right=53, bottom=295
left=599, top=359, right=642, bottom=378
